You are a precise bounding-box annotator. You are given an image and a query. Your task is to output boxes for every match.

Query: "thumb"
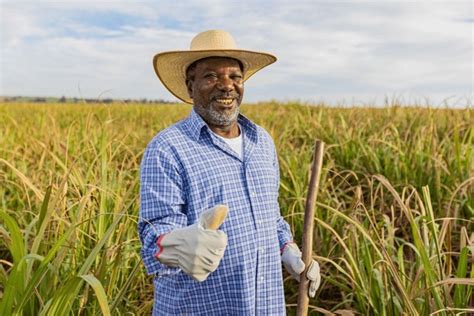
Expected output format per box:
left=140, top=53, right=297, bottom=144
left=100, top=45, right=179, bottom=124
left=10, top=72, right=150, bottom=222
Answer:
left=199, top=205, right=228, bottom=230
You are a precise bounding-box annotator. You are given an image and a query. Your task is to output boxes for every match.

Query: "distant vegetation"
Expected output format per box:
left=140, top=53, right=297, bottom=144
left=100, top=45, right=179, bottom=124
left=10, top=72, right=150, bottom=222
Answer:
left=0, top=96, right=173, bottom=104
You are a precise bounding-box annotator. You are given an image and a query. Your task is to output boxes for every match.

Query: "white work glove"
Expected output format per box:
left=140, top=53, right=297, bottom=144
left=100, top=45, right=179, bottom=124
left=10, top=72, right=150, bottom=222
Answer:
left=156, top=207, right=228, bottom=282
left=281, top=242, right=321, bottom=298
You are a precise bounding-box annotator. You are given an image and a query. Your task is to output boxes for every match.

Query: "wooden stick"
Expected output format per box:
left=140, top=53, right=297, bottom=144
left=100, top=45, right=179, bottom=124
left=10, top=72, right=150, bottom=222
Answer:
left=296, top=140, right=325, bottom=316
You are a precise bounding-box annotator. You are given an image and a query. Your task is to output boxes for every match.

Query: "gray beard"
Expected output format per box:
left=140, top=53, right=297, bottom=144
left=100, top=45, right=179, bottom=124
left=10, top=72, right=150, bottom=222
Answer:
left=195, top=104, right=240, bottom=127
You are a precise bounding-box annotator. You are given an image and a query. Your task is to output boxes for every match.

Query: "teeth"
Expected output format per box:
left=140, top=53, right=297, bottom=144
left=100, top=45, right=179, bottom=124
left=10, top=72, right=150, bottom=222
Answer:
left=216, top=98, right=233, bottom=105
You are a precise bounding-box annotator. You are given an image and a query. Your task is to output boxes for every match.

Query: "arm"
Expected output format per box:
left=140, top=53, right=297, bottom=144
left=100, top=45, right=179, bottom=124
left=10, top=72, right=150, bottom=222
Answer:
left=272, top=140, right=321, bottom=297
left=138, top=141, right=187, bottom=276
left=138, top=141, right=228, bottom=281
left=272, top=141, right=293, bottom=249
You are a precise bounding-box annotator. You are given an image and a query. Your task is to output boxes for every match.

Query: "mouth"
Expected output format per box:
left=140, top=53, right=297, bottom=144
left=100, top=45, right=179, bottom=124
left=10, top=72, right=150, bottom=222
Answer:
left=213, top=97, right=235, bottom=106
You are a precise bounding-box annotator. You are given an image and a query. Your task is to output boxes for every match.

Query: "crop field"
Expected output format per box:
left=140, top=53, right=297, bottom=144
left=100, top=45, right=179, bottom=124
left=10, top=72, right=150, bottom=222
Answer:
left=0, top=102, right=473, bottom=315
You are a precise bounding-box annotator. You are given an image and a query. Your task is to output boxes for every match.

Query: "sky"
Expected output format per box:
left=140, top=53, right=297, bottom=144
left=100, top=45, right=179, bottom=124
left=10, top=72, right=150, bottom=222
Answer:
left=1, top=0, right=473, bottom=106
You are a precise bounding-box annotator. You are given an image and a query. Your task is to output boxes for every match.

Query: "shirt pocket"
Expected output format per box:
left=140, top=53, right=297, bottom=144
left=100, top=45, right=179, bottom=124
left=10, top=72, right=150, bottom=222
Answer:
left=247, top=156, right=279, bottom=226
left=184, top=163, right=234, bottom=224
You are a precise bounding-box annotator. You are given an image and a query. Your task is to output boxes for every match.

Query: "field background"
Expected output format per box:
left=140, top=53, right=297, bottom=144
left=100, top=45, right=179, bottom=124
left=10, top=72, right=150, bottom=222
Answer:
left=0, top=102, right=473, bottom=315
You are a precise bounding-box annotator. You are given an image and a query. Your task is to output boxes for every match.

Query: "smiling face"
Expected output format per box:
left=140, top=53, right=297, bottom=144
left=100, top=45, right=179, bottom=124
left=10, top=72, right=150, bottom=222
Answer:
left=186, top=57, right=244, bottom=132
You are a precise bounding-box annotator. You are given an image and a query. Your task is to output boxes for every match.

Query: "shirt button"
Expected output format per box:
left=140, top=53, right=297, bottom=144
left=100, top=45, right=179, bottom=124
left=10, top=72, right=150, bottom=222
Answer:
left=251, top=191, right=256, bottom=197
left=260, top=276, right=264, bottom=282
left=260, top=248, right=265, bottom=253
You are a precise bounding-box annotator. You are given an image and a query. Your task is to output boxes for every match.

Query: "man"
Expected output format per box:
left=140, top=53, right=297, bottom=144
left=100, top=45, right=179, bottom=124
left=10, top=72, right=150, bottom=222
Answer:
left=139, top=30, right=321, bottom=315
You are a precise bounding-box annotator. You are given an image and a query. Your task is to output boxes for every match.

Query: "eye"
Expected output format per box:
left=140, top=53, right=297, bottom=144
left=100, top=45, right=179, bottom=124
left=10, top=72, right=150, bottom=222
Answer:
left=204, top=73, right=218, bottom=79
left=231, top=74, right=243, bottom=81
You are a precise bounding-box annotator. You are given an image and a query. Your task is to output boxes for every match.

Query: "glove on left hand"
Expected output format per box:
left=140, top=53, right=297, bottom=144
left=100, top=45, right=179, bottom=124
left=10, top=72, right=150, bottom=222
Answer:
left=281, top=242, right=321, bottom=298
left=156, top=206, right=228, bottom=282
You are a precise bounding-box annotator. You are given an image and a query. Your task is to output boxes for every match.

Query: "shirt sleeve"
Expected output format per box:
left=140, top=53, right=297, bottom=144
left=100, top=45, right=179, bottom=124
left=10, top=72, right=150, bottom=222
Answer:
left=272, top=141, right=294, bottom=249
left=138, top=140, right=187, bottom=276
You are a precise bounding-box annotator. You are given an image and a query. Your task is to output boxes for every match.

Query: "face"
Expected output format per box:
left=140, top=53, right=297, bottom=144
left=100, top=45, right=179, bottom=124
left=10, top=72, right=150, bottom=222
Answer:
left=186, top=57, right=244, bottom=128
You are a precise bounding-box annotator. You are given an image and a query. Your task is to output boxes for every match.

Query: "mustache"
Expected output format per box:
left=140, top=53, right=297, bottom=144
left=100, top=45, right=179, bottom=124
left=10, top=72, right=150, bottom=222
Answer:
left=211, top=93, right=240, bottom=100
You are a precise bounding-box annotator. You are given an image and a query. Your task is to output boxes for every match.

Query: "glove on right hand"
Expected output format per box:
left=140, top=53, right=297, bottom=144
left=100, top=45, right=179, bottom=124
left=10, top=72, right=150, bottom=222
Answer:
left=281, top=242, right=321, bottom=298
left=156, top=206, right=228, bottom=282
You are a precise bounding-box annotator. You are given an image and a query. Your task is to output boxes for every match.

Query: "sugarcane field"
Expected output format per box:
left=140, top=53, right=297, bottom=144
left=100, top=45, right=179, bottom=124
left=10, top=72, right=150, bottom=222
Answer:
left=1, top=1, right=473, bottom=315
left=1, top=102, right=472, bottom=315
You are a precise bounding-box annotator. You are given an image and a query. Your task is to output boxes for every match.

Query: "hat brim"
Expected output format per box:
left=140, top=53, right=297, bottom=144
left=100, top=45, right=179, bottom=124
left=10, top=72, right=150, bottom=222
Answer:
left=153, top=49, right=277, bottom=104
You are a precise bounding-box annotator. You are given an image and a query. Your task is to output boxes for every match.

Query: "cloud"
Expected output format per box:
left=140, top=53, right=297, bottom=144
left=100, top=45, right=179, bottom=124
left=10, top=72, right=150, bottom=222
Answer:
left=1, top=0, right=472, bottom=106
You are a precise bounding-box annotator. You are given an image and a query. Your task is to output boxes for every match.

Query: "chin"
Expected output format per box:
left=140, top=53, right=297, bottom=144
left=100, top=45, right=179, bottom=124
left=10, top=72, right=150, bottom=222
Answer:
left=210, top=112, right=239, bottom=127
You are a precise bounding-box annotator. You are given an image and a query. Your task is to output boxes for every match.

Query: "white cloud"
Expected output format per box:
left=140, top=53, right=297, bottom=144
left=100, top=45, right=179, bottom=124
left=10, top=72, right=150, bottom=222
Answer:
left=1, top=3, right=47, bottom=47
left=0, top=0, right=472, bottom=106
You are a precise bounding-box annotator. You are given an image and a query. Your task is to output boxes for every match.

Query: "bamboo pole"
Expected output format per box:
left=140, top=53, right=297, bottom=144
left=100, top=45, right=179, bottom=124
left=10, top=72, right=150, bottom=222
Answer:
left=296, top=140, right=324, bottom=316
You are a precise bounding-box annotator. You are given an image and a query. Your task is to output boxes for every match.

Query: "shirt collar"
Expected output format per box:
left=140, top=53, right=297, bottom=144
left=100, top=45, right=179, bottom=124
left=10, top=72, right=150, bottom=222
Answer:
left=237, top=112, right=258, bottom=145
left=185, top=108, right=208, bottom=141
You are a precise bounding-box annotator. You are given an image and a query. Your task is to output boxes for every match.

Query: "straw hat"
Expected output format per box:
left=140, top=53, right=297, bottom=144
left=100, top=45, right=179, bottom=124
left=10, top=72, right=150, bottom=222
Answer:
left=153, top=30, right=277, bottom=104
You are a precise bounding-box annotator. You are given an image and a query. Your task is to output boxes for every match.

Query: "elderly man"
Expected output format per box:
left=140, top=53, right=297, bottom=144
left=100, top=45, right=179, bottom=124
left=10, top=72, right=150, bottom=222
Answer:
left=139, top=30, right=321, bottom=315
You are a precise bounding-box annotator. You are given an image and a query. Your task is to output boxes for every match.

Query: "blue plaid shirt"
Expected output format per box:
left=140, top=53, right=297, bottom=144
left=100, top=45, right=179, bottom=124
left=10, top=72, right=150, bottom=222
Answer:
left=139, top=109, right=293, bottom=315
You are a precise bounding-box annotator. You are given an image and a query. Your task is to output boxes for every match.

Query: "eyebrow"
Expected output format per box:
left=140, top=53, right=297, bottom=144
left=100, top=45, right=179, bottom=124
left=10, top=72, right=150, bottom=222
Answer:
left=201, top=66, right=242, bottom=73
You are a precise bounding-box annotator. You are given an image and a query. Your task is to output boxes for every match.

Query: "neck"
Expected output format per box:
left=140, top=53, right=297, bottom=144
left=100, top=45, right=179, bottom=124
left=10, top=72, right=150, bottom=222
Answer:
left=209, top=121, right=240, bottom=138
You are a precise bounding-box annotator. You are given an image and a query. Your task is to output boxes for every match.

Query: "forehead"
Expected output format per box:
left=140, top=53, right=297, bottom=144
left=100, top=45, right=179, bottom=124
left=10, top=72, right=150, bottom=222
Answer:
left=193, top=57, right=243, bottom=72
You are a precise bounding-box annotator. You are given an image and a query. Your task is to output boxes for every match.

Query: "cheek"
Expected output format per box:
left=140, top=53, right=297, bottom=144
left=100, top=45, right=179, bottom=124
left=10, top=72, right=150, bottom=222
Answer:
left=196, top=83, right=213, bottom=98
left=191, top=86, right=205, bottom=101
left=238, top=86, right=244, bottom=99
left=193, top=85, right=215, bottom=107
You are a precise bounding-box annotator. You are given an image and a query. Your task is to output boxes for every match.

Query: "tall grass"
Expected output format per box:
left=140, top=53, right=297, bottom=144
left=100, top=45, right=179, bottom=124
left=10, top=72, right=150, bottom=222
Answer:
left=0, top=102, right=472, bottom=315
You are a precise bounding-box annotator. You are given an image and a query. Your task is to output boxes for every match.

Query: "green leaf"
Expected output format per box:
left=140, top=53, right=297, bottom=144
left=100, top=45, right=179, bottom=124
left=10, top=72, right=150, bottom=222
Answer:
left=0, top=210, right=26, bottom=265
left=80, top=274, right=111, bottom=316
left=454, top=247, right=469, bottom=308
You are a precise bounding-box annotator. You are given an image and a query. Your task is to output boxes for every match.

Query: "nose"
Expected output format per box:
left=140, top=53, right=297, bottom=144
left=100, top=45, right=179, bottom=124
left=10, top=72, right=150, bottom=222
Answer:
left=216, top=76, right=234, bottom=92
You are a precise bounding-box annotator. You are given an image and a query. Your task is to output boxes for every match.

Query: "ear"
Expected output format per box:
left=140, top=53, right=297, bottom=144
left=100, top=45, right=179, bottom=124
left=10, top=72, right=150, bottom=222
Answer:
left=186, top=79, right=193, bottom=99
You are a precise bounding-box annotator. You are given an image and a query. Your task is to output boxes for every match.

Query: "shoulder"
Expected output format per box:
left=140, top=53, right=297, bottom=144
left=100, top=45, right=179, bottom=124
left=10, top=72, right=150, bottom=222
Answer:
left=239, top=113, right=275, bottom=148
left=142, top=120, right=188, bottom=162
left=256, top=125, right=274, bottom=142
left=243, top=119, right=277, bottom=160
left=254, top=124, right=276, bottom=149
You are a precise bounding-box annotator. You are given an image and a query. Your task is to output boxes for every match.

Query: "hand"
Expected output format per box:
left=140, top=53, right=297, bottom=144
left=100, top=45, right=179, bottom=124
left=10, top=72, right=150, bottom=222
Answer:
left=156, top=206, right=228, bottom=282
left=281, top=242, right=321, bottom=298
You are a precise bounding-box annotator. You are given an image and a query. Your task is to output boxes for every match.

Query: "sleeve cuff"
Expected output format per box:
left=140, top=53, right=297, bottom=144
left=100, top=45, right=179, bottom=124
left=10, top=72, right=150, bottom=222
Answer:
left=140, top=228, right=180, bottom=276
left=155, top=234, right=167, bottom=259
left=280, top=240, right=295, bottom=254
